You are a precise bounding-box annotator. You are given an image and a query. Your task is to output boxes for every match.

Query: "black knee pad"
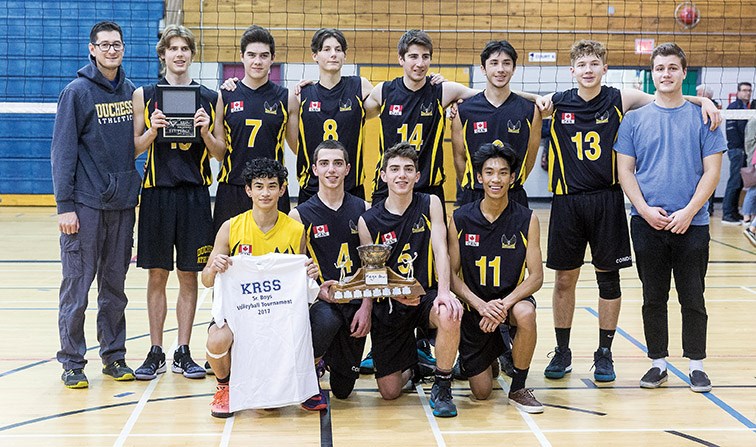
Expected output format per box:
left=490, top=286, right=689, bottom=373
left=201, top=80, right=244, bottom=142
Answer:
left=329, top=370, right=357, bottom=400
left=596, top=270, right=621, bottom=300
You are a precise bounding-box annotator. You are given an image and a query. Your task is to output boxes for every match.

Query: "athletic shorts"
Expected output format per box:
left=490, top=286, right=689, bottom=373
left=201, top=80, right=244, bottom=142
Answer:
left=546, top=187, right=632, bottom=271
left=213, top=182, right=291, bottom=235
left=137, top=185, right=213, bottom=271
left=370, top=289, right=437, bottom=378
left=309, top=300, right=367, bottom=379
left=457, top=185, right=528, bottom=208
left=458, top=296, right=536, bottom=378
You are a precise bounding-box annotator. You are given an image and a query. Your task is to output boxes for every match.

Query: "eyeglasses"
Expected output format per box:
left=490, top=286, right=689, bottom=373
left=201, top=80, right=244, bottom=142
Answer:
left=94, top=42, right=124, bottom=52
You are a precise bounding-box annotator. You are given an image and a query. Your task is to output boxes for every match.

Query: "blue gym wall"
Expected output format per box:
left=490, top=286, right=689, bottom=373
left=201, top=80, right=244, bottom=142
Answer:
left=0, top=1, right=163, bottom=194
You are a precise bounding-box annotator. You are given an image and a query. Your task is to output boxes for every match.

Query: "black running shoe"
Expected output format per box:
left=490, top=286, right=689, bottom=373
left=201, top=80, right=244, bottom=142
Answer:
left=172, top=345, right=206, bottom=379
left=135, top=346, right=166, bottom=381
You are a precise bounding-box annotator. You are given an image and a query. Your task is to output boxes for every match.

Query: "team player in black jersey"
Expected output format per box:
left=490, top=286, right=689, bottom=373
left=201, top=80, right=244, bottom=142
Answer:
left=357, top=142, right=463, bottom=418
left=212, top=25, right=293, bottom=233
left=132, top=25, right=226, bottom=381
left=537, top=40, right=720, bottom=382
left=364, top=29, right=479, bottom=204
left=289, top=140, right=371, bottom=399
left=287, top=29, right=374, bottom=203
left=451, top=40, right=542, bottom=208
left=448, top=143, right=544, bottom=413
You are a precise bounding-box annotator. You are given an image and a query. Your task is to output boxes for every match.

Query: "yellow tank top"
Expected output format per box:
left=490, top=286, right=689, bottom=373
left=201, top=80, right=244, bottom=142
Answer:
left=228, top=210, right=304, bottom=256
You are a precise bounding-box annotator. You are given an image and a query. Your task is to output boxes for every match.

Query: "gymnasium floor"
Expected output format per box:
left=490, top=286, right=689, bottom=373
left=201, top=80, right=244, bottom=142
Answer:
left=0, top=205, right=754, bottom=446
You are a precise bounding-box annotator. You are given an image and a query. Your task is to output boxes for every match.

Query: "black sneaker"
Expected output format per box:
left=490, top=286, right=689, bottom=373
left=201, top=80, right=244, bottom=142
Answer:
left=61, top=368, right=88, bottom=389
left=172, top=345, right=206, bottom=379
left=135, top=346, right=166, bottom=380
left=102, top=359, right=135, bottom=381
left=639, top=367, right=668, bottom=389
left=689, top=370, right=712, bottom=393
left=429, top=378, right=457, bottom=418
left=204, top=361, right=215, bottom=375
left=499, top=351, right=515, bottom=378
left=544, top=347, right=572, bottom=379
left=592, top=347, right=616, bottom=382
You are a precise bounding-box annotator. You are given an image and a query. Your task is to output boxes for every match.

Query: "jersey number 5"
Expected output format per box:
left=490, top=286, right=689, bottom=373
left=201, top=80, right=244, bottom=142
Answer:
left=570, top=131, right=601, bottom=161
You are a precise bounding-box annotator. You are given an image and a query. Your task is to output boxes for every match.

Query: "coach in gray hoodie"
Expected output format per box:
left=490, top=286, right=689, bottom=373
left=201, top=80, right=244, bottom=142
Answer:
left=51, top=21, right=141, bottom=388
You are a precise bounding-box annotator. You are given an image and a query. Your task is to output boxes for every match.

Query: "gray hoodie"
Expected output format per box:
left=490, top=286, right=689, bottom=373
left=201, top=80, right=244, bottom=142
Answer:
left=51, top=57, right=140, bottom=213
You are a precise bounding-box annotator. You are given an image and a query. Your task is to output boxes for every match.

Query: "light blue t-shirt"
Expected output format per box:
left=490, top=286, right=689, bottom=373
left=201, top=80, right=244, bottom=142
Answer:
left=614, top=101, right=726, bottom=226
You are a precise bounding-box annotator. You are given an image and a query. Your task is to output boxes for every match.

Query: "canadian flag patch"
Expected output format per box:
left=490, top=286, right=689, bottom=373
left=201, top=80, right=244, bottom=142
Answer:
left=230, top=101, right=244, bottom=113
left=465, top=234, right=480, bottom=247
left=239, top=244, right=252, bottom=254
left=381, top=231, right=398, bottom=245
left=309, top=101, right=321, bottom=112
left=561, top=112, right=575, bottom=124
left=473, top=121, right=488, bottom=134
left=313, top=224, right=329, bottom=238
left=389, top=104, right=403, bottom=116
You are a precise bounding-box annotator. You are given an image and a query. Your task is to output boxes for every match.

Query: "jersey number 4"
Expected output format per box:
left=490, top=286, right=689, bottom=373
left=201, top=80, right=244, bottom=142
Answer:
left=570, top=131, right=602, bottom=161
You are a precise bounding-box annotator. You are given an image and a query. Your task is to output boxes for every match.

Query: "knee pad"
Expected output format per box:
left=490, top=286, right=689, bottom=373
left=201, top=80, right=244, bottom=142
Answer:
left=596, top=270, right=621, bottom=300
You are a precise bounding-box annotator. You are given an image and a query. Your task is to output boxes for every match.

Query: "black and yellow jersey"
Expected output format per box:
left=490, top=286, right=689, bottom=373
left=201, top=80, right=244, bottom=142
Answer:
left=548, top=86, right=623, bottom=194
left=141, top=78, right=217, bottom=188
left=361, top=192, right=436, bottom=290
left=295, top=192, right=366, bottom=282
left=373, top=77, right=445, bottom=196
left=457, top=91, right=535, bottom=190
left=228, top=210, right=303, bottom=256
left=219, top=81, right=288, bottom=186
left=452, top=199, right=531, bottom=300
left=297, top=76, right=366, bottom=196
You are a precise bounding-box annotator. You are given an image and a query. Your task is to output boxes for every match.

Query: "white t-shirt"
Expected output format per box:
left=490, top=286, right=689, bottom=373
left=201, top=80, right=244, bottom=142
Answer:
left=212, top=253, right=320, bottom=411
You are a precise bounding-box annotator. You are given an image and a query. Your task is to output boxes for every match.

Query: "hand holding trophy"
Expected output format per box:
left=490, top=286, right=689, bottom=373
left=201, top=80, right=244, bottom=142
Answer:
left=329, top=244, right=425, bottom=304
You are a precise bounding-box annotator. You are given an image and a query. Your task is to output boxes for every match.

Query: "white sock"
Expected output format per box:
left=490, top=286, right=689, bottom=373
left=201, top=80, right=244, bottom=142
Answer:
left=689, top=359, right=704, bottom=373
left=652, top=358, right=667, bottom=372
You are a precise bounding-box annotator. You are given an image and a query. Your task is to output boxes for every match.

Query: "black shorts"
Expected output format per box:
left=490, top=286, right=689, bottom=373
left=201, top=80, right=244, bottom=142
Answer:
left=297, top=183, right=365, bottom=205
left=459, top=296, right=536, bottom=377
left=213, top=182, right=291, bottom=234
left=137, top=185, right=214, bottom=271
left=309, top=300, right=367, bottom=379
left=457, top=185, right=528, bottom=208
left=547, top=187, right=632, bottom=271
left=370, top=289, right=437, bottom=378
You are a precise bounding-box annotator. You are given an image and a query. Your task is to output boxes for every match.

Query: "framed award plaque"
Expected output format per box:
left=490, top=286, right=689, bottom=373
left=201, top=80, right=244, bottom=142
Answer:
left=156, top=84, right=201, bottom=143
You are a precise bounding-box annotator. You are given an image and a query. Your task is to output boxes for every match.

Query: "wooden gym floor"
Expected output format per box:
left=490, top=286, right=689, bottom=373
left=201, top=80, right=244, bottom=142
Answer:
left=0, top=205, right=754, bottom=446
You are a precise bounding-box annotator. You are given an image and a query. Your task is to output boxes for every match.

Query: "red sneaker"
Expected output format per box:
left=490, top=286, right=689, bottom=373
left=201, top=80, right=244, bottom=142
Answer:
left=210, top=383, right=234, bottom=418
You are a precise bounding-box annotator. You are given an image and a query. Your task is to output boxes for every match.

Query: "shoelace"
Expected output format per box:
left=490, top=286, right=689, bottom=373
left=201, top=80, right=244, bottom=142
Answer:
left=434, top=384, right=453, bottom=402
left=212, top=386, right=229, bottom=405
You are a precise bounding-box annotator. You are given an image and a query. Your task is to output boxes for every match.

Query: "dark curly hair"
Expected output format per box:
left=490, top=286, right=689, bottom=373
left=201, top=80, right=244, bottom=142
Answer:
left=472, top=142, right=520, bottom=175
left=242, top=158, right=288, bottom=187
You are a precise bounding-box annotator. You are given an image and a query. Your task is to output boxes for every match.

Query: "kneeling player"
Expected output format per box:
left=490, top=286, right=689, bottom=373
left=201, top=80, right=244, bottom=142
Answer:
left=202, top=159, right=322, bottom=418
left=358, top=142, right=463, bottom=418
left=290, top=140, right=371, bottom=399
left=448, top=143, right=544, bottom=413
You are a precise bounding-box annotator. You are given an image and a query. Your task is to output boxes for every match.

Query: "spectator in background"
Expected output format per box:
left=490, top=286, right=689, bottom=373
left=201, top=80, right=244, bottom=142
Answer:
left=696, top=84, right=720, bottom=109
left=722, top=82, right=753, bottom=224
left=742, top=117, right=756, bottom=240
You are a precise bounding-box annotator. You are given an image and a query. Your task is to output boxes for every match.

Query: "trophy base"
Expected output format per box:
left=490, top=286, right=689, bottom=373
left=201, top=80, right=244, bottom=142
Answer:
left=329, top=267, right=425, bottom=303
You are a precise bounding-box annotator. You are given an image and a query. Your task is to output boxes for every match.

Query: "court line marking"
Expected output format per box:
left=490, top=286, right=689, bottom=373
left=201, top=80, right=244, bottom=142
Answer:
left=113, top=286, right=212, bottom=447
left=584, top=307, right=756, bottom=432
left=740, top=286, right=756, bottom=295
left=320, top=391, right=333, bottom=447
left=441, top=427, right=755, bottom=435
left=219, top=415, right=234, bottom=447
left=665, top=430, right=720, bottom=447
left=497, top=377, right=552, bottom=447
left=415, top=383, right=446, bottom=446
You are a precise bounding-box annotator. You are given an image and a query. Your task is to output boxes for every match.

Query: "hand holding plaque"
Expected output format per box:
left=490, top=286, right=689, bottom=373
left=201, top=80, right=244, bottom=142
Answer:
left=329, top=244, right=425, bottom=304
left=156, top=84, right=201, bottom=143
